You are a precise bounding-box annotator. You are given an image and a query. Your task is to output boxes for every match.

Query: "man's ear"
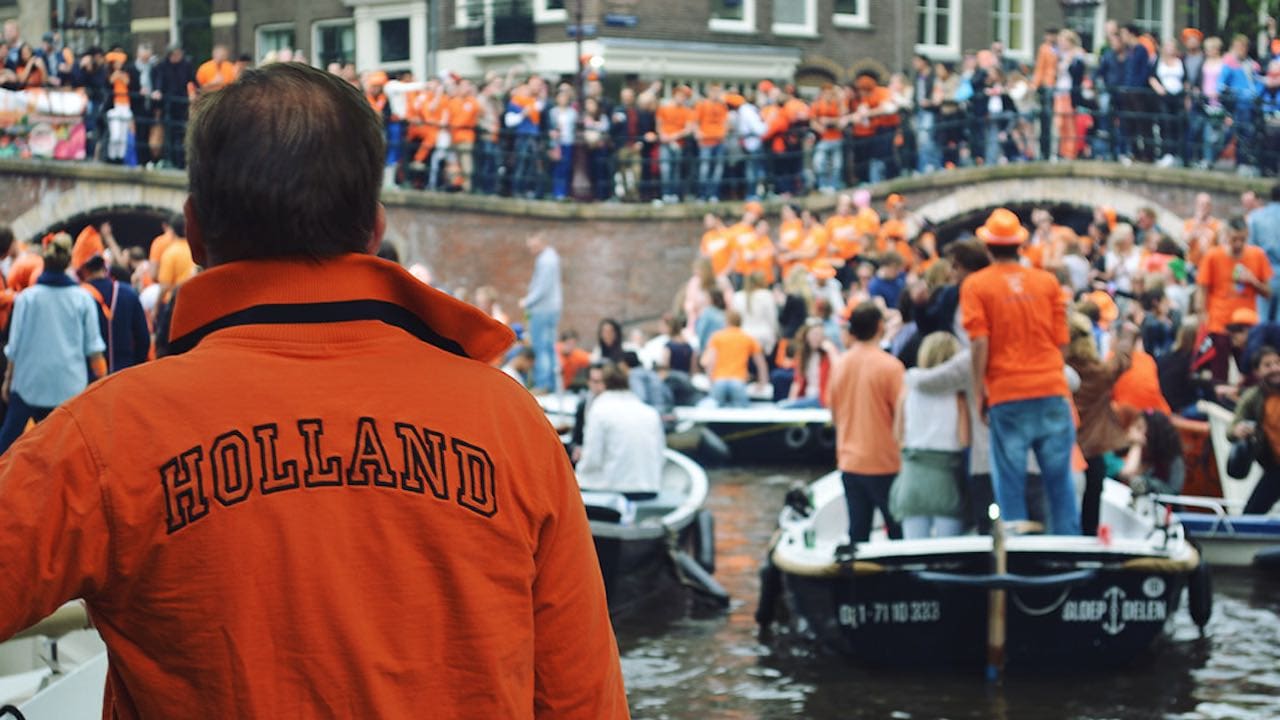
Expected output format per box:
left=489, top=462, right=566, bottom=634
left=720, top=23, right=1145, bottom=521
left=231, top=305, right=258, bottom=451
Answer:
left=367, top=203, right=387, bottom=254
left=184, top=197, right=208, bottom=267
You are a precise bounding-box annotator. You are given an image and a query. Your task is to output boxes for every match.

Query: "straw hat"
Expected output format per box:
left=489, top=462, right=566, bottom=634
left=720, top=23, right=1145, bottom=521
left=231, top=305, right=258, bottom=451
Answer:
left=975, top=208, right=1029, bottom=246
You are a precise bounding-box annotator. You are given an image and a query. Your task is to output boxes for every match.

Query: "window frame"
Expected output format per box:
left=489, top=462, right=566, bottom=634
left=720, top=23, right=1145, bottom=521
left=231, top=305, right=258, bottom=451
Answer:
left=534, top=0, right=568, bottom=25
left=991, top=0, right=1034, bottom=62
left=773, top=0, right=817, bottom=37
left=833, top=0, right=870, bottom=30
left=914, top=0, right=961, bottom=60
left=255, top=22, right=296, bottom=64
left=376, top=16, right=412, bottom=70
left=311, top=18, right=356, bottom=68
left=708, top=0, right=757, bottom=35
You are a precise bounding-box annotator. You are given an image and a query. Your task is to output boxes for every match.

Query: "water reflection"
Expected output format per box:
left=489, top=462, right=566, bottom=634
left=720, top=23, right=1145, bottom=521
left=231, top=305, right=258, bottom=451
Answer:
left=615, top=465, right=1280, bottom=720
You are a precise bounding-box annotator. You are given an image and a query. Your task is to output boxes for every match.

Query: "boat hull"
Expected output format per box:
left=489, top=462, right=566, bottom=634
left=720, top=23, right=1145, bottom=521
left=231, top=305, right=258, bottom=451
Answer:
left=779, top=553, right=1188, bottom=669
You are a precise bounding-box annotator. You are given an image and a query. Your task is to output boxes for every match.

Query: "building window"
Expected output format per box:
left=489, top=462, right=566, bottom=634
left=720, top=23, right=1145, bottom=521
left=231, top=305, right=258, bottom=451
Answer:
left=256, top=23, right=295, bottom=63
left=1135, top=0, right=1173, bottom=39
left=916, top=0, right=959, bottom=58
left=709, top=0, right=756, bottom=34
left=833, top=0, right=869, bottom=29
left=314, top=20, right=355, bottom=68
left=455, top=0, right=481, bottom=28
left=534, top=0, right=567, bottom=24
left=379, top=17, right=410, bottom=63
left=773, top=0, right=816, bottom=36
left=457, top=0, right=536, bottom=46
left=991, top=0, right=1032, bottom=58
left=1062, top=1, right=1105, bottom=54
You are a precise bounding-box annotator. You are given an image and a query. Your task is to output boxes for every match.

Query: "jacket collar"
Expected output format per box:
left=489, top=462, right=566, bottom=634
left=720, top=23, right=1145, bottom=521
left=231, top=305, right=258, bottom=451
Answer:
left=168, top=253, right=515, bottom=364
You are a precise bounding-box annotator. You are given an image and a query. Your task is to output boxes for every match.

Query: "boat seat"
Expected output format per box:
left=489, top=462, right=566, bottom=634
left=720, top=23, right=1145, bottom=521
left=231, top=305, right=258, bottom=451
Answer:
left=630, top=491, right=685, bottom=523
left=580, top=491, right=636, bottom=525
left=1178, top=513, right=1280, bottom=536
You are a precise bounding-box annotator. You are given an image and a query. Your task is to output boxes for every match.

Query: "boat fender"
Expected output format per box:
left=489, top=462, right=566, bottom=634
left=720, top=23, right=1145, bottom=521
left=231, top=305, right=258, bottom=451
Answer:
left=697, top=426, right=732, bottom=465
left=755, top=559, right=784, bottom=629
left=1188, top=548, right=1213, bottom=631
left=817, top=424, right=836, bottom=451
left=783, top=425, right=811, bottom=451
left=672, top=549, right=730, bottom=607
left=694, top=509, right=717, bottom=574
left=1254, top=546, right=1280, bottom=572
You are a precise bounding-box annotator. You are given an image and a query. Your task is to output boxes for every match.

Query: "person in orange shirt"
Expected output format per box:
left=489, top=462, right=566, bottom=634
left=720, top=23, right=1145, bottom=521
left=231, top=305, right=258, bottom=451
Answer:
left=825, top=192, right=862, bottom=268
left=1198, top=216, right=1273, bottom=383
left=809, top=82, right=845, bottom=192
left=725, top=202, right=765, bottom=281
left=775, top=204, right=805, bottom=278
left=849, top=71, right=898, bottom=183
left=700, top=309, right=769, bottom=407
left=656, top=85, right=693, bottom=202
left=70, top=224, right=105, bottom=273
left=826, top=301, right=904, bottom=542
left=961, top=208, right=1079, bottom=535
left=557, top=328, right=592, bottom=390
left=1184, top=192, right=1222, bottom=267
left=410, top=78, right=447, bottom=188
left=1029, top=28, right=1059, bottom=159
left=0, top=63, right=626, bottom=719
left=195, top=44, right=237, bottom=92
left=694, top=83, right=729, bottom=201
left=699, top=212, right=734, bottom=276
left=447, top=79, right=480, bottom=192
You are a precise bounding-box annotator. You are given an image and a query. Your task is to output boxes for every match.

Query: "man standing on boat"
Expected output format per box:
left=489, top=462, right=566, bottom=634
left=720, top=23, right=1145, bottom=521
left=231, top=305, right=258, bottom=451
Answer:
left=0, top=63, right=627, bottom=719
left=576, top=362, right=665, bottom=498
left=961, top=208, right=1080, bottom=536
left=520, top=232, right=563, bottom=394
left=826, top=301, right=904, bottom=543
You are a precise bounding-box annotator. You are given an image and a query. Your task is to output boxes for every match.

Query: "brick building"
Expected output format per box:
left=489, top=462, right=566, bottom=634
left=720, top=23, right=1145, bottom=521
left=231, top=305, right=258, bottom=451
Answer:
left=4, top=1, right=1262, bottom=89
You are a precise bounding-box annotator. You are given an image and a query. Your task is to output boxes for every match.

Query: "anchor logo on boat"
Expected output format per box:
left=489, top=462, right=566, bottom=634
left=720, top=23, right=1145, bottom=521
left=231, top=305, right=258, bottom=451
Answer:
left=1102, top=586, right=1126, bottom=636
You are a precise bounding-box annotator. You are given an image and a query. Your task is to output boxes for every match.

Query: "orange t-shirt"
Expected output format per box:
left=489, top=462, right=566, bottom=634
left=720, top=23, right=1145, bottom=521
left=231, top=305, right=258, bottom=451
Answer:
left=960, top=263, right=1070, bottom=406
left=196, top=59, right=238, bottom=89
left=7, top=252, right=44, bottom=292
left=825, top=214, right=862, bottom=260
left=149, top=230, right=176, bottom=268
left=799, top=225, right=830, bottom=273
left=777, top=219, right=804, bottom=275
left=1197, top=245, right=1273, bottom=334
left=158, top=239, right=196, bottom=288
left=810, top=97, right=844, bottom=142
left=852, top=86, right=894, bottom=137
left=1184, top=216, right=1221, bottom=267
left=656, top=101, right=690, bottom=141
left=707, top=325, right=761, bottom=381
left=559, top=345, right=592, bottom=388
left=110, top=70, right=131, bottom=108
left=417, top=92, right=446, bottom=147
left=694, top=99, right=729, bottom=146
left=448, top=96, right=480, bottom=144
left=0, top=254, right=627, bottom=719
left=509, top=92, right=541, bottom=127
left=826, top=342, right=904, bottom=474
left=700, top=228, right=734, bottom=276
left=1111, top=349, right=1173, bottom=414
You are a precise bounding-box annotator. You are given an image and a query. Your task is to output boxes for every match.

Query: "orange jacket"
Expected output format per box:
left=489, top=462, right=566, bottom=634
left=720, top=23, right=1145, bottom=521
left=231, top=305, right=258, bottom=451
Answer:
left=0, top=254, right=627, bottom=719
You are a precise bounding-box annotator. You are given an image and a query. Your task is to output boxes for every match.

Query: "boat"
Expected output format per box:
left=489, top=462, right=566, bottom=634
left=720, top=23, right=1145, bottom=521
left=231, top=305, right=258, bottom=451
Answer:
left=1153, top=401, right=1280, bottom=568
left=0, top=603, right=106, bottom=719
left=580, top=449, right=726, bottom=614
left=758, top=471, right=1210, bottom=670
left=670, top=404, right=834, bottom=463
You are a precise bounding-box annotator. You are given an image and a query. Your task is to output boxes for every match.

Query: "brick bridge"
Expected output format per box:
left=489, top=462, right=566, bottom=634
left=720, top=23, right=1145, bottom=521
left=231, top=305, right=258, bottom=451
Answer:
left=0, top=159, right=1268, bottom=338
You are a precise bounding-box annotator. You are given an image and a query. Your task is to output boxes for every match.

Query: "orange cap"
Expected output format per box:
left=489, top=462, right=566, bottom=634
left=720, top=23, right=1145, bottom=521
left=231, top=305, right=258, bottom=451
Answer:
left=758, top=80, right=776, bottom=93
left=105, top=51, right=127, bottom=66
left=744, top=201, right=764, bottom=217
left=1181, top=28, right=1203, bottom=44
left=725, top=93, right=745, bottom=108
left=885, top=193, right=905, bottom=210
left=1230, top=308, right=1260, bottom=328
left=976, top=208, right=1029, bottom=246
left=1086, top=290, right=1119, bottom=329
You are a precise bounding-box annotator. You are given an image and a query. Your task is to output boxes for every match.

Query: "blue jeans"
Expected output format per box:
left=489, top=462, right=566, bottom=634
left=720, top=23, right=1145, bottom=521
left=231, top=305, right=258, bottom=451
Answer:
left=660, top=143, right=682, bottom=198
left=778, top=396, right=823, bottom=409
left=700, top=379, right=749, bottom=408
left=512, top=134, right=540, bottom=197
left=902, top=515, right=964, bottom=540
left=698, top=142, right=725, bottom=200
left=812, top=139, right=844, bottom=190
left=0, top=392, right=55, bottom=456
left=551, top=143, right=574, bottom=199
left=473, top=139, right=496, bottom=194
left=1260, top=277, right=1280, bottom=322
left=842, top=472, right=902, bottom=544
left=527, top=310, right=559, bottom=392
left=987, top=395, right=1080, bottom=535
left=914, top=111, right=939, bottom=173
left=742, top=147, right=765, bottom=200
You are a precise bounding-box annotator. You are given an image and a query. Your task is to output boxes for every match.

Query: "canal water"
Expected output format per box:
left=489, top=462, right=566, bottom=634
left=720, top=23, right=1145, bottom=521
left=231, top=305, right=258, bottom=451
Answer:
left=615, top=465, right=1280, bottom=720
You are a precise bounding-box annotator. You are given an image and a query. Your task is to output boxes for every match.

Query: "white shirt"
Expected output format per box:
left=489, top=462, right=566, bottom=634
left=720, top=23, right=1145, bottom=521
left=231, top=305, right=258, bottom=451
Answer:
left=901, top=373, right=963, bottom=452
left=732, top=289, right=779, bottom=353
left=576, top=390, right=665, bottom=494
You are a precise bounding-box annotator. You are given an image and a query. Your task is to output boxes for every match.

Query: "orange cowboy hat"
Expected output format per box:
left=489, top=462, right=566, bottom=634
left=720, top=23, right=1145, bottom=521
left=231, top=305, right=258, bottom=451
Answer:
left=1181, top=27, right=1204, bottom=44
left=975, top=208, right=1029, bottom=246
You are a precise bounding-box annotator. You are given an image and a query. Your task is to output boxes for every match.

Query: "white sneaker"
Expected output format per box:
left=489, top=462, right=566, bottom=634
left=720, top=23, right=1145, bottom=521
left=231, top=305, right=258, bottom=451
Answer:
left=1157, top=154, right=1176, bottom=167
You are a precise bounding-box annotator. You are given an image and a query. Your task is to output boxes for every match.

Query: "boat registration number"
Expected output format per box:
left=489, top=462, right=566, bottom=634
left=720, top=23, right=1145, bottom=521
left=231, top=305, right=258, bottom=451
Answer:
left=838, top=600, right=941, bottom=628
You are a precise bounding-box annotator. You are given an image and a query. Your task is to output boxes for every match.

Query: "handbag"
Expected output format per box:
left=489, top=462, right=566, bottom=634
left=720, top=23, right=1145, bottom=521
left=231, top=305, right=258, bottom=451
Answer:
left=1226, top=438, right=1256, bottom=479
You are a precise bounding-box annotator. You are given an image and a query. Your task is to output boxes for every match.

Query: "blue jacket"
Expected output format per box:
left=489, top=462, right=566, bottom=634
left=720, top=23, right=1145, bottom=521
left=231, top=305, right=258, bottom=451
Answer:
left=1219, top=60, right=1261, bottom=107
left=1121, top=44, right=1150, bottom=88
left=84, top=277, right=151, bottom=372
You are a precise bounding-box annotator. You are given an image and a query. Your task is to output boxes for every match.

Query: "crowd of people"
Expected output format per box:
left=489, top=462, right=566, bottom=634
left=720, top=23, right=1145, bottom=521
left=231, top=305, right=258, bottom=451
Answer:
left=10, top=17, right=1280, bottom=197
left=524, top=184, right=1280, bottom=541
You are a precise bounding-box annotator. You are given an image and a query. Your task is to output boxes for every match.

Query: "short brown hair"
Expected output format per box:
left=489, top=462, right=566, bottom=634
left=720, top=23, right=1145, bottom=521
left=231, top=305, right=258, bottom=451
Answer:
left=186, top=62, right=384, bottom=264
left=600, top=362, right=630, bottom=391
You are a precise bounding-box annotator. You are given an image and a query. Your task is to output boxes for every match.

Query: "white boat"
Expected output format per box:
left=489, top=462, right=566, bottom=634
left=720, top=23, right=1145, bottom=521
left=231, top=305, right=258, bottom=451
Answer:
left=759, top=471, right=1210, bottom=669
left=1154, top=401, right=1280, bottom=568
left=0, top=603, right=106, bottom=719
left=580, top=449, right=725, bottom=613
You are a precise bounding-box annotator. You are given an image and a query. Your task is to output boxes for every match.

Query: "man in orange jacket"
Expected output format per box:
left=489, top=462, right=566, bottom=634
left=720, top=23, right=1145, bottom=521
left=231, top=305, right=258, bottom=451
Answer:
left=0, top=63, right=628, bottom=720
